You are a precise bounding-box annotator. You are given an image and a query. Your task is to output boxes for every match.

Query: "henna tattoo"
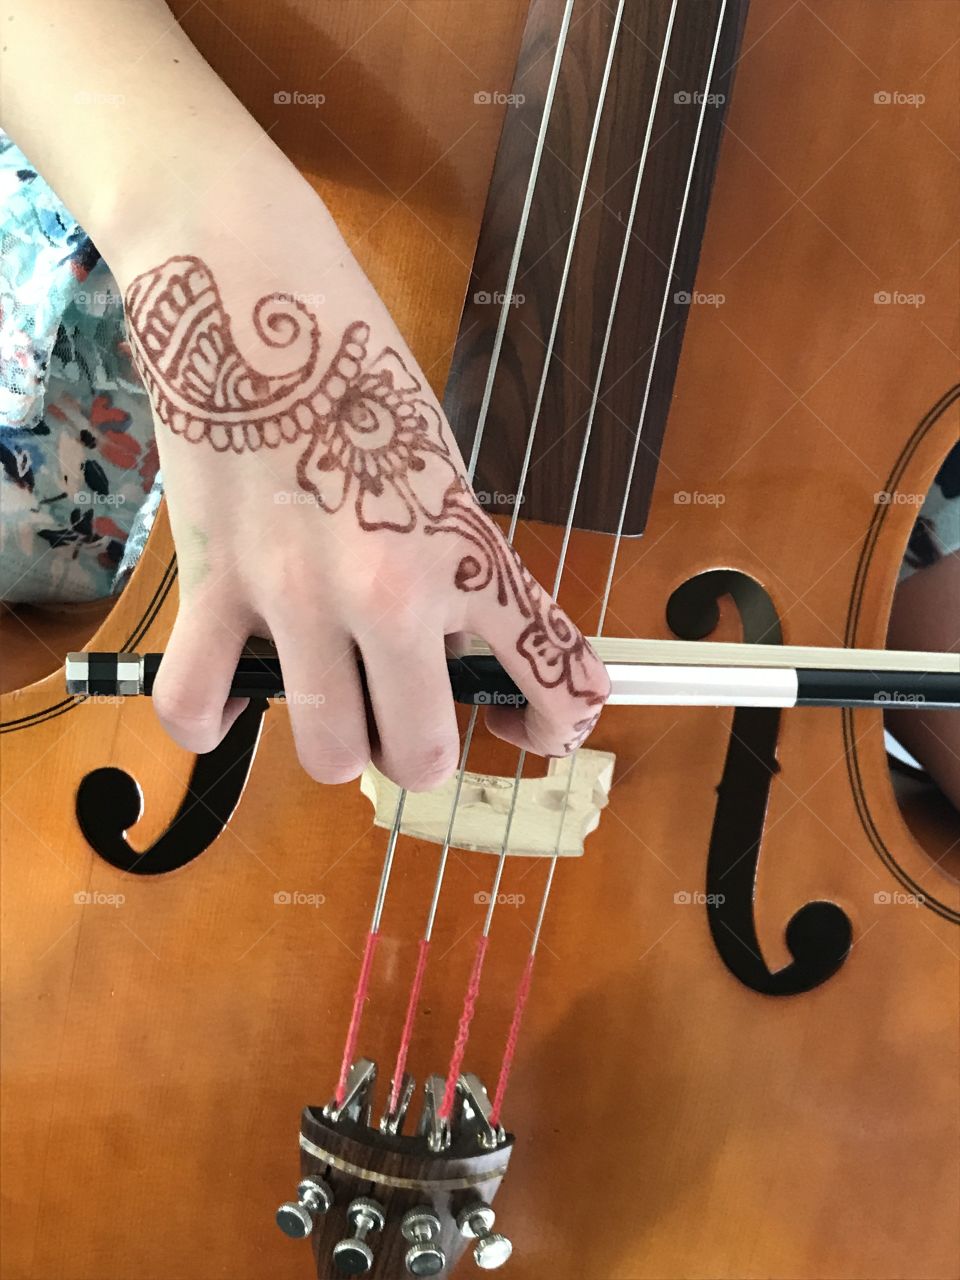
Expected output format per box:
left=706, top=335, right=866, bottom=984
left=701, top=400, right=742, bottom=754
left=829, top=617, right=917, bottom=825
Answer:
left=295, top=345, right=458, bottom=534
left=563, top=707, right=604, bottom=754
left=426, top=478, right=607, bottom=708
left=125, top=256, right=605, bottom=727
left=423, top=478, right=532, bottom=610
left=125, top=255, right=458, bottom=532
left=126, top=255, right=327, bottom=452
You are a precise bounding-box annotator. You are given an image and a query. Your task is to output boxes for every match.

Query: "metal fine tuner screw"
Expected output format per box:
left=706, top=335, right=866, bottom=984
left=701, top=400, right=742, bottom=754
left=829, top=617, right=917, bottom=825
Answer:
left=401, top=1205, right=446, bottom=1276
left=275, top=1177, right=333, bottom=1239
left=333, top=1196, right=386, bottom=1275
left=457, top=1201, right=513, bottom=1270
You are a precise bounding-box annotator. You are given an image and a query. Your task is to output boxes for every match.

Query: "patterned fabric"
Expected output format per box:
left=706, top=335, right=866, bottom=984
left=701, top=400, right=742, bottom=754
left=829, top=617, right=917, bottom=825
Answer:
left=899, top=441, right=960, bottom=580
left=0, top=130, right=160, bottom=604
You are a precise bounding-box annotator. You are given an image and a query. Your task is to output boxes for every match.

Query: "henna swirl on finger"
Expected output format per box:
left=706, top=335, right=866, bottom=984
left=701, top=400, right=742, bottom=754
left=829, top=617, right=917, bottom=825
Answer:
left=424, top=479, right=606, bottom=705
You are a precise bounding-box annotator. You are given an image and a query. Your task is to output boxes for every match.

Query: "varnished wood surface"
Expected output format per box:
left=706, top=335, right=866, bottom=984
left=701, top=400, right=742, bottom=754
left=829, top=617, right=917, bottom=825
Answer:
left=2, top=3, right=959, bottom=1280
left=0, top=601, right=113, bottom=694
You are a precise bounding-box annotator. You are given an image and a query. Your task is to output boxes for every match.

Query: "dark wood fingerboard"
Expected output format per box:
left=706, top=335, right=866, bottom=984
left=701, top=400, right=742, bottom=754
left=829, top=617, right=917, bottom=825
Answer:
left=445, top=0, right=748, bottom=534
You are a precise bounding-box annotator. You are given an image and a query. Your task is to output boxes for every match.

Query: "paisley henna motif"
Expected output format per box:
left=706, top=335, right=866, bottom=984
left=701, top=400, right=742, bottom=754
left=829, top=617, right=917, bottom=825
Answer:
left=124, top=255, right=459, bottom=531
left=125, top=255, right=330, bottom=453
left=125, top=257, right=605, bottom=720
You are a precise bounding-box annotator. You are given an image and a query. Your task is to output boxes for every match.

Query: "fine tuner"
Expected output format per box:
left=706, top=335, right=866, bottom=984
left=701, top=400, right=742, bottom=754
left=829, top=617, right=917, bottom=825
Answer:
left=275, top=1058, right=513, bottom=1275
left=66, top=642, right=960, bottom=711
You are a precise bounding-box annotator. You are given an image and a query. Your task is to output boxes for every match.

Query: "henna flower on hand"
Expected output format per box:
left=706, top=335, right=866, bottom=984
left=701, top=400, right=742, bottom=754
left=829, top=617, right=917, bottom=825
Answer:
left=297, top=328, right=460, bottom=532
left=517, top=598, right=603, bottom=699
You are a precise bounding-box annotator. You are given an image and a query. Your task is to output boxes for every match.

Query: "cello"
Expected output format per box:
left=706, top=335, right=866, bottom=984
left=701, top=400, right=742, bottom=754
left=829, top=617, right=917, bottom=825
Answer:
left=1, top=1, right=958, bottom=1277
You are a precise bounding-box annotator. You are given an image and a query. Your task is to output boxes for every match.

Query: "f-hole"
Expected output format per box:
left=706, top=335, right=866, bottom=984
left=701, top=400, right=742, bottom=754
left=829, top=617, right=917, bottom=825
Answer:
left=667, top=570, right=853, bottom=995
left=76, top=699, right=266, bottom=874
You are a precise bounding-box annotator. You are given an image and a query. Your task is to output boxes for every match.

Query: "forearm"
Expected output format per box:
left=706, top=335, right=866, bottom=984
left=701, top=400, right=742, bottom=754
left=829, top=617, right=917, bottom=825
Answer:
left=0, top=0, right=337, bottom=286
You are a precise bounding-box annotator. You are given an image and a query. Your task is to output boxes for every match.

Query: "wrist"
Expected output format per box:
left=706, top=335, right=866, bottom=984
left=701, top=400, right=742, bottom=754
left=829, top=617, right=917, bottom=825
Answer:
left=99, top=143, right=326, bottom=291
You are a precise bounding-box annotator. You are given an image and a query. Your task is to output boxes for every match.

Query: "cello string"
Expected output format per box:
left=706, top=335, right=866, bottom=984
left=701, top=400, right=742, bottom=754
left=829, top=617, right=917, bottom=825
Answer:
left=490, top=0, right=729, bottom=1125
left=507, top=0, right=628, bottom=544
left=385, top=707, right=478, bottom=1116
left=488, top=0, right=681, bottom=1122
left=423, top=710, right=481, bottom=942
left=419, top=0, right=619, bottom=966
left=468, top=0, right=578, bottom=481
left=434, top=0, right=631, bottom=1121
left=538, top=0, right=680, bottom=573
left=363, top=1, right=579, bottom=1109
left=488, top=780, right=568, bottom=1127
left=488, top=780, right=566, bottom=1126
left=597, top=0, right=730, bottom=633
left=334, top=790, right=406, bottom=1106
left=437, top=753, right=526, bottom=1121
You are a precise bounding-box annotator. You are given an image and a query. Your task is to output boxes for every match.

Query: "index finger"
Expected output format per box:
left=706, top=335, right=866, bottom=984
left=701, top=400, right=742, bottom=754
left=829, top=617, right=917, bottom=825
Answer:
left=465, top=586, right=609, bottom=757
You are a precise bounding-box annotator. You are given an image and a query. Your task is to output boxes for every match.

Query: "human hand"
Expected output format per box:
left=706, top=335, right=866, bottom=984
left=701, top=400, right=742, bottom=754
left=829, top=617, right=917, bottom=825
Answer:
left=121, top=234, right=609, bottom=790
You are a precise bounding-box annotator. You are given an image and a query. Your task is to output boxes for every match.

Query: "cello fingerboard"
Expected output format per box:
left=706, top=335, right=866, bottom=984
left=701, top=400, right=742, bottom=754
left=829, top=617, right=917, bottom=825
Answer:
left=445, top=0, right=748, bottom=533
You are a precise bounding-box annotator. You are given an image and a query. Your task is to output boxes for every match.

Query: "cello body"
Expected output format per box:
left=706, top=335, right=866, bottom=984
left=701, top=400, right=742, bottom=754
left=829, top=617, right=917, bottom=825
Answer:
left=1, top=3, right=957, bottom=1278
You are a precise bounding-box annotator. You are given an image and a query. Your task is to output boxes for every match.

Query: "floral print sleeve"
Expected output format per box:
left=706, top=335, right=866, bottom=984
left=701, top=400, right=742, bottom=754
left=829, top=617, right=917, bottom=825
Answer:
left=0, top=130, right=158, bottom=604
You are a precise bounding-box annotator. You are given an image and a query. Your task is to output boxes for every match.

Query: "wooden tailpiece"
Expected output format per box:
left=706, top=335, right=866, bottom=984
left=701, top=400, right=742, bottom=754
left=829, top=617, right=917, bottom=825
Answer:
left=278, top=1060, right=514, bottom=1278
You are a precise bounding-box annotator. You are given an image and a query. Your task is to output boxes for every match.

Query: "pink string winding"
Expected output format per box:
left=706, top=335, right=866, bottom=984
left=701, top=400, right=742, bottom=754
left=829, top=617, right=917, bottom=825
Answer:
left=335, top=930, right=380, bottom=1108
left=489, top=951, right=536, bottom=1127
left=438, top=934, right=489, bottom=1120
left=387, top=938, right=432, bottom=1115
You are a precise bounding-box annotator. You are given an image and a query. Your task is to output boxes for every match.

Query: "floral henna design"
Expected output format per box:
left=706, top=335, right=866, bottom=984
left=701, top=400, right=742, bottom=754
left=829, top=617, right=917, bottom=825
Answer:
left=295, top=344, right=458, bottom=533
left=126, top=256, right=606, bottom=730
left=426, top=478, right=607, bottom=711
left=124, top=254, right=458, bottom=531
